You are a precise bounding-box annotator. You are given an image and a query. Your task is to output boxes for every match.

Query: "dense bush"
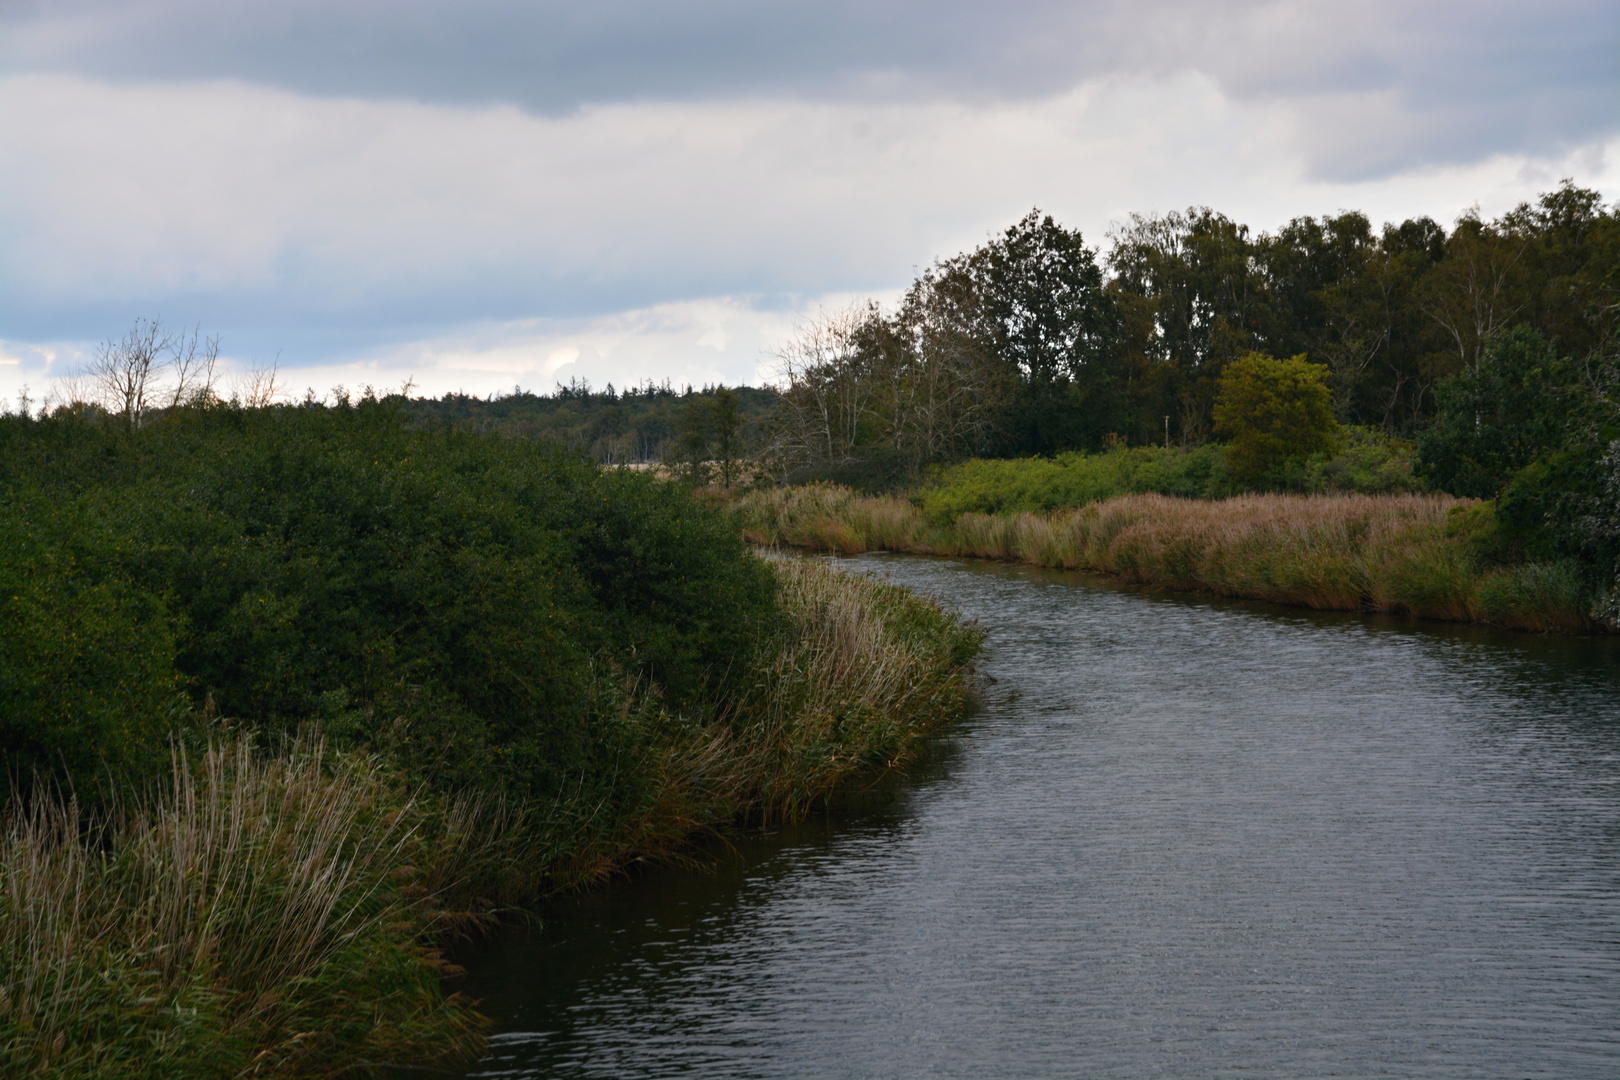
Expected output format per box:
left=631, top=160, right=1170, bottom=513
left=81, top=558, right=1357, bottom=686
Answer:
left=1420, top=327, right=1620, bottom=601
left=1301, top=426, right=1423, bottom=495
left=0, top=511, right=184, bottom=802
left=0, top=399, right=778, bottom=806
left=1418, top=327, right=1576, bottom=500
left=912, top=444, right=1234, bottom=521
left=1213, top=352, right=1339, bottom=485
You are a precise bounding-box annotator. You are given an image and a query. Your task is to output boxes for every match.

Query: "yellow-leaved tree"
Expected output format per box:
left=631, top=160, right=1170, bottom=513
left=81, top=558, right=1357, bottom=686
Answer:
left=1213, top=352, right=1339, bottom=485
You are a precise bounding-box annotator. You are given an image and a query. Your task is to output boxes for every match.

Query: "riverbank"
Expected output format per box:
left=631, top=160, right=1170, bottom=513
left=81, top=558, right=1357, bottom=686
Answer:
left=729, top=483, right=1599, bottom=633
left=0, top=402, right=982, bottom=1077
left=0, top=556, right=980, bottom=1078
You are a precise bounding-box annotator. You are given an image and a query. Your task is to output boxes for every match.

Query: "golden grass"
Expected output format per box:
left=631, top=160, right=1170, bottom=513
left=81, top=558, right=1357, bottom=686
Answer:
left=731, top=483, right=1595, bottom=631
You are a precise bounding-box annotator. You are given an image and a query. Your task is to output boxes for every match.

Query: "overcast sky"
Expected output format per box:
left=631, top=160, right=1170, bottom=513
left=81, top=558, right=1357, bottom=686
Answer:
left=2, top=0, right=1617, bottom=403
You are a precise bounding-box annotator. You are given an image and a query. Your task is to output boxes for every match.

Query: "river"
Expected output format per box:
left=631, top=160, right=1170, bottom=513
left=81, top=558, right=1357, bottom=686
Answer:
left=453, top=553, right=1620, bottom=1078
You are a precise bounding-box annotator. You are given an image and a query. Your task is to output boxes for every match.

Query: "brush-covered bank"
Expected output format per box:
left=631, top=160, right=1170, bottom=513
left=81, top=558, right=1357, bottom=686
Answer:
left=0, top=401, right=980, bottom=1078
left=731, top=483, right=1604, bottom=633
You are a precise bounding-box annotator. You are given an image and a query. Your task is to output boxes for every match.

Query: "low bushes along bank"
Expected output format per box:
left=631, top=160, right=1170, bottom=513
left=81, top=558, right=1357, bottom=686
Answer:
left=733, top=483, right=1598, bottom=633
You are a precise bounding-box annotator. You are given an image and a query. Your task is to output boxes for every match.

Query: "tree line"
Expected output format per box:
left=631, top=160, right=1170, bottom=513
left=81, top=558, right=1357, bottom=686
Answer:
left=402, top=378, right=776, bottom=470
left=767, top=180, right=1618, bottom=482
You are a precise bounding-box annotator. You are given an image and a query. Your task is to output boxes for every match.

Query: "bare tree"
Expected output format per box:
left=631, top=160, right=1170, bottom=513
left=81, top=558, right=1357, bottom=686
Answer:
left=767, top=292, right=1012, bottom=480
left=87, top=317, right=168, bottom=425
left=240, top=355, right=282, bottom=408
left=164, top=324, right=221, bottom=409
left=83, top=317, right=224, bottom=424
left=768, top=303, right=881, bottom=473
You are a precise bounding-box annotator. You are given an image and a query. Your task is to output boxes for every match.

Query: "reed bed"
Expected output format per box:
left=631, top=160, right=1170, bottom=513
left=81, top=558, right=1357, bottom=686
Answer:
left=727, top=556, right=982, bottom=820
left=732, top=483, right=1594, bottom=631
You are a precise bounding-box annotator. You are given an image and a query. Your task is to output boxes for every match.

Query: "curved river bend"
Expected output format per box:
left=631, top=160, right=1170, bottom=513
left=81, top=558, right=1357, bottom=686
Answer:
left=455, top=554, right=1620, bottom=1078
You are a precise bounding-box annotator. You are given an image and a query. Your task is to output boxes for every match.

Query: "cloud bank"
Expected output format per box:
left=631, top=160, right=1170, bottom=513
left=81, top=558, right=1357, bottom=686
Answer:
left=1, top=1, right=1615, bottom=400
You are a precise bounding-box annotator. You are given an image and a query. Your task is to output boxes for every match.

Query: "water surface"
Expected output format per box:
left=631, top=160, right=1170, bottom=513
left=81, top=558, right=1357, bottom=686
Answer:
left=456, top=555, right=1620, bottom=1078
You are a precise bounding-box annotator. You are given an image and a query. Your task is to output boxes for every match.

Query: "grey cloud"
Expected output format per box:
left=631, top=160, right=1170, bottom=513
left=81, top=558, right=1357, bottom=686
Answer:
left=1, top=0, right=1124, bottom=110
left=3, top=1, right=1616, bottom=180
left=1, top=0, right=1616, bottom=364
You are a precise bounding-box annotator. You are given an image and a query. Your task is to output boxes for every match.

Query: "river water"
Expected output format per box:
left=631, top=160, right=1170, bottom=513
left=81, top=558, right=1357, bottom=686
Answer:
left=454, top=554, right=1620, bottom=1078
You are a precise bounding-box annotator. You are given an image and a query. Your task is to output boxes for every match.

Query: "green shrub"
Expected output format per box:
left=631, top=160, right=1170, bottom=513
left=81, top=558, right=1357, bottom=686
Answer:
left=914, top=444, right=1233, bottom=522
left=0, top=402, right=778, bottom=811
left=1302, top=426, right=1423, bottom=494
left=1214, top=351, right=1339, bottom=485
left=1418, top=327, right=1574, bottom=499
left=913, top=426, right=1415, bottom=524
left=0, top=510, right=184, bottom=803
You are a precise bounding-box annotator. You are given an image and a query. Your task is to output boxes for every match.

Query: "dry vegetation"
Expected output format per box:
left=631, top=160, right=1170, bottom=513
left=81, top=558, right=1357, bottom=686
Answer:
left=733, top=484, right=1593, bottom=632
left=0, top=740, right=485, bottom=1078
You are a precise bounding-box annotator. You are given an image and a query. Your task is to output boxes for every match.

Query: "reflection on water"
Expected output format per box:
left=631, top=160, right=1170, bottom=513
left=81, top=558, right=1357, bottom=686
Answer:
left=455, top=555, right=1620, bottom=1079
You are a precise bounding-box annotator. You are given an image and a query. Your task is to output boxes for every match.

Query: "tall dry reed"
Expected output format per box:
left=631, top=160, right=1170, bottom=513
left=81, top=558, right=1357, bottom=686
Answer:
left=731, top=484, right=1594, bottom=631
left=728, top=557, right=982, bottom=819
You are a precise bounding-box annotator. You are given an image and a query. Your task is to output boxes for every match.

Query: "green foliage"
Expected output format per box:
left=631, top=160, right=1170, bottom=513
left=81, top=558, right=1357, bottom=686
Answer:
left=972, top=209, right=1121, bottom=453
left=1108, top=206, right=1272, bottom=442
left=711, top=386, right=744, bottom=486
left=0, top=401, right=777, bottom=806
left=1419, top=327, right=1620, bottom=606
left=914, top=426, right=1421, bottom=522
left=914, top=444, right=1234, bottom=522
left=1214, top=352, right=1339, bottom=484
left=1301, top=426, right=1423, bottom=494
left=671, top=392, right=714, bottom=485
left=0, top=510, right=184, bottom=804
left=1418, top=327, right=1575, bottom=498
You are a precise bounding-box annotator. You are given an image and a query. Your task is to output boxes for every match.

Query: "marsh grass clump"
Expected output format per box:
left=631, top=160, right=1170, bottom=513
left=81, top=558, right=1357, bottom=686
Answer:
left=0, top=738, right=484, bottom=1079
left=728, top=558, right=982, bottom=820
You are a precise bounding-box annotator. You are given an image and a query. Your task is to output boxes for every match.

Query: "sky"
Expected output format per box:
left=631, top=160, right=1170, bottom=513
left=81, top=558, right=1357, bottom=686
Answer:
left=2, top=0, right=1617, bottom=405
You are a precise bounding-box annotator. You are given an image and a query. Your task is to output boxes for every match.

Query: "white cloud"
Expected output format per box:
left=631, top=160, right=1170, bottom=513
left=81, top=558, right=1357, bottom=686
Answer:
left=0, top=57, right=1614, bottom=397
left=0, top=292, right=898, bottom=409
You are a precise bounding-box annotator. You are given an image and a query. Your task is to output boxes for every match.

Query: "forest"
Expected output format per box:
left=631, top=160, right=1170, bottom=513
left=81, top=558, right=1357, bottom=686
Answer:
left=403, top=378, right=778, bottom=470
left=765, top=180, right=1616, bottom=464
